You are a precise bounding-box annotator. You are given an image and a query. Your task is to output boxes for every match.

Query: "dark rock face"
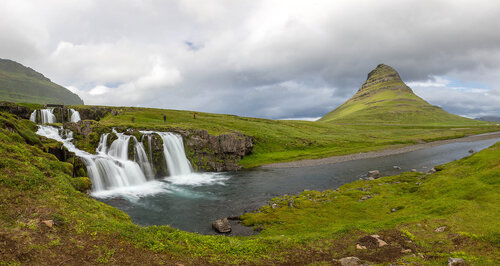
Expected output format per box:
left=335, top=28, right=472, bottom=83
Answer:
left=75, top=107, right=112, bottom=121
left=181, top=129, right=254, bottom=171
left=0, top=102, right=32, bottom=119
left=212, top=218, right=231, bottom=233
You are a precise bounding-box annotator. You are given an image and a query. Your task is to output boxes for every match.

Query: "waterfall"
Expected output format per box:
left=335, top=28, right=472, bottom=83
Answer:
left=133, top=137, right=155, bottom=180
left=157, top=132, right=193, bottom=176
left=69, top=109, right=81, bottom=122
left=30, top=109, right=56, bottom=124
left=35, top=126, right=222, bottom=194
left=36, top=126, right=148, bottom=192
left=30, top=110, right=37, bottom=122
left=97, top=133, right=109, bottom=154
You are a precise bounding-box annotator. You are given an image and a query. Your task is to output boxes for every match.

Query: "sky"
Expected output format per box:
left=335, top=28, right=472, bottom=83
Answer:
left=1, top=0, right=500, bottom=120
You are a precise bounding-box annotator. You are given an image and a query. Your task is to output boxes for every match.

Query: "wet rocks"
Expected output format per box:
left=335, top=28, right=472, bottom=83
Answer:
left=468, top=149, right=474, bottom=154
left=427, top=168, right=437, bottom=174
left=367, top=170, right=380, bottom=179
left=212, top=218, right=231, bottom=233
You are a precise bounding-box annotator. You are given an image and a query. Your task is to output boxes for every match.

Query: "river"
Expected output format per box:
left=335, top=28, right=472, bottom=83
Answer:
left=97, top=136, right=500, bottom=235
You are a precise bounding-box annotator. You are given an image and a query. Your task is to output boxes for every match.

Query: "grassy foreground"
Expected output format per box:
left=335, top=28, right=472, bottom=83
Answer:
left=75, top=105, right=499, bottom=168
left=1, top=110, right=499, bottom=264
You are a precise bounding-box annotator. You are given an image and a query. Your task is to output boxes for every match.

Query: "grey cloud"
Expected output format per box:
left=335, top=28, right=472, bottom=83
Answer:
left=1, top=0, right=500, bottom=118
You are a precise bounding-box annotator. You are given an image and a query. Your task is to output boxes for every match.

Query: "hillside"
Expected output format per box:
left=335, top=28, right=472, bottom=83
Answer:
left=319, top=64, right=476, bottom=124
left=69, top=105, right=499, bottom=168
left=1, top=110, right=499, bottom=264
left=0, top=58, right=83, bottom=105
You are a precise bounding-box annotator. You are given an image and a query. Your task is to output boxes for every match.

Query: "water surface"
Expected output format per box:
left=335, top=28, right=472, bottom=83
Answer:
left=99, top=137, right=500, bottom=234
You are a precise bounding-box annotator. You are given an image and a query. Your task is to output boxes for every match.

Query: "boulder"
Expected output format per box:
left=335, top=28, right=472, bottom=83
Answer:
left=435, top=226, right=447, bottom=232
left=212, top=218, right=231, bottom=233
left=367, top=170, right=380, bottom=179
left=338, top=257, right=360, bottom=266
left=427, top=168, right=437, bottom=174
left=448, top=257, right=466, bottom=266
left=42, top=220, right=54, bottom=228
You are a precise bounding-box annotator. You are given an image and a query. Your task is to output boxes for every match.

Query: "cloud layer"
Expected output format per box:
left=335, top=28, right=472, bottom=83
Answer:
left=1, top=0, right=500, bottom=118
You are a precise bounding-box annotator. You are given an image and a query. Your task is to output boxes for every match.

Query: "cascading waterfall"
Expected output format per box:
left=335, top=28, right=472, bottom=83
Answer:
left=69, top=109, right=81, bottom=122
left=157, top=132, right=193, bottom=176
left=133, top=137, right=155, bottom=180
left=36, top=126, right=224, bottom=195
left=30, top=108, right=81, bottom=124
left=30, top=109, right=56, bottom=124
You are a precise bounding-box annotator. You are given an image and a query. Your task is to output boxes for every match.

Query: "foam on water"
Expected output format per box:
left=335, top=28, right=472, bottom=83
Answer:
left=165, top=172, right=230, bottom=186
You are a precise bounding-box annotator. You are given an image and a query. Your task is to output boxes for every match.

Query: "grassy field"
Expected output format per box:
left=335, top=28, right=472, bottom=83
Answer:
left=1, top=110, right=499, bottom=264
left=73, top=105, right=500, bottom=168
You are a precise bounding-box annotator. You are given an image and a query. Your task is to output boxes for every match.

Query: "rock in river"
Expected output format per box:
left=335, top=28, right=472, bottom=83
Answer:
left=212, top=218, right=231, bottom=233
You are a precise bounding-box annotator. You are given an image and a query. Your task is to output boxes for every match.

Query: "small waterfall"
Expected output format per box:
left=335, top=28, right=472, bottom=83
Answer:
left=133, top=137, right=155, bottom=180
left=30, top=110, right=37, bottom=122
left=157, top=132, right=193, bottom=176
left=30, top=109, right=56, bottom=124
left=97, top=133, right=109, bottom=154
left=69, top=109, right=81, bottom=122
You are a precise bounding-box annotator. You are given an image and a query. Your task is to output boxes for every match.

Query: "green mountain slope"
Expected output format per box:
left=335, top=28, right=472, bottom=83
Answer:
left=0, top=58, right=83, bottom=105
left=319, top=64, right=476, bottom=124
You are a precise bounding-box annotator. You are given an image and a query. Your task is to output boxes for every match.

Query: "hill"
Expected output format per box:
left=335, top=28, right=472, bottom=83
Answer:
left=319, top=64, right=477, bottom=124
left=0, top=58, right=83, bottom=105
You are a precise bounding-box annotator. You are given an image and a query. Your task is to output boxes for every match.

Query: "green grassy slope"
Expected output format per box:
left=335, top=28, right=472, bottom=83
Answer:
left=1, top=110, right=499, bottom=264
left=0, top=58, right=83, bottom=105
left=320, top=64, right=476, bottom=125
left=77, top=105, right=499, bottom=167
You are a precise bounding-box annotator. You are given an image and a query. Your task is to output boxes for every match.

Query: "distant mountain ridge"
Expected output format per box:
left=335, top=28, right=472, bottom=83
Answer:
left=476, top=116, right=500, bottom=122
left=0, top=58, right=83, bottom=105
left=319, top=64, right=478, bottom=124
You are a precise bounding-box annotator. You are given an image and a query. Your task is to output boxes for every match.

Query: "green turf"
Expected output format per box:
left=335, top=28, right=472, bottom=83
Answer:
left=1, top=111, right=499, bottom=264
left=74, top=105, right=500, bottom=168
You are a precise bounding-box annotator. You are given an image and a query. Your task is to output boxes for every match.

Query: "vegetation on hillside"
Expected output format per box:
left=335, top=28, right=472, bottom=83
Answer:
left=71, top=105, right=500, bottom=168
left=0, top=58, right=83, bottom=105
left=319, top=64, right=475, bottom=124
left=1, top=110, right=499, bottom=264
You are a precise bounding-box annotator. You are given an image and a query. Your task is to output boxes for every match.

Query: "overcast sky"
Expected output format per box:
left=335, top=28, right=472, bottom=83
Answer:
left=1, top=0, right=500, bottom=119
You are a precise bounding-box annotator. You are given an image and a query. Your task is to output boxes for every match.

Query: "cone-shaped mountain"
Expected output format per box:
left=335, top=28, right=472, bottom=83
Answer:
left=319, top=64, right=476, bottom=124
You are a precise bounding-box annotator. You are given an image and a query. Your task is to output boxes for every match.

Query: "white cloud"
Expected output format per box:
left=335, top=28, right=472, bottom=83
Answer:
left=1, top=0, right=500, bottom=118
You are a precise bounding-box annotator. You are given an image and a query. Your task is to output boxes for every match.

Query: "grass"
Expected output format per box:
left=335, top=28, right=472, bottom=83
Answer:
left=72, top=105, right=500, bottom=168
left=0, top=110, right=499, bottom=264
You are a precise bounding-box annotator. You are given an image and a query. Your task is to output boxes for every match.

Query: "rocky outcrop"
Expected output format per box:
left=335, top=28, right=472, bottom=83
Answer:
left=74, top=106, right=113, bottom=121
left=180, top=129, right=254, bottom=171
left=0, top=102, right=33, bottom=119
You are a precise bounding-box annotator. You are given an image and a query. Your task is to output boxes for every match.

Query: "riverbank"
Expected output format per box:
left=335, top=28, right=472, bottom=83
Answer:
left=263, top=131, right=500, bottom=168
left=1, top=110, right=500, bottom=264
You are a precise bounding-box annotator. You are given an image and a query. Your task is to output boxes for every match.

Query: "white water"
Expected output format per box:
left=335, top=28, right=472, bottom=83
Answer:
left=157, top=132, right=193, bottom=176
left=30, top=109, right=56, bottom=124
left=36, top=126, right=227, bottom=198
left=69, top=109, right=81, bottom=122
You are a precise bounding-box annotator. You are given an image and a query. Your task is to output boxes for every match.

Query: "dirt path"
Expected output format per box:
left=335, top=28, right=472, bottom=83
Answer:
left=262, top=131, right=500, bottom=169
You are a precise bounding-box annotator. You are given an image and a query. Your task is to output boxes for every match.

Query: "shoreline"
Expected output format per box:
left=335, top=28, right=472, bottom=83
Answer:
left=262, top=131, right=500, bottom=169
